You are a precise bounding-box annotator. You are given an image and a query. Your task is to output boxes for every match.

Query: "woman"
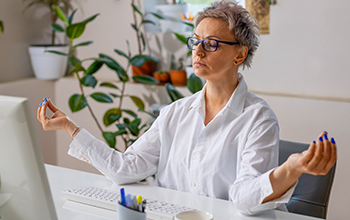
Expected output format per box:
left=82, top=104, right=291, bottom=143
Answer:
left=37, top=0, right=337, bottom=215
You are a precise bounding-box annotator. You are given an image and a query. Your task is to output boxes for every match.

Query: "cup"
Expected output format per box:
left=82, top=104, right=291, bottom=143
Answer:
left=175, top=210, right=214, bottom=220
left=116, top=202, right=146, bottom=220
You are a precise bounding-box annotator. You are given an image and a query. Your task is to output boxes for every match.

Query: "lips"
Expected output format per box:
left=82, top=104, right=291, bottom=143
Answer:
left=194, top=61, right=206, bottom=67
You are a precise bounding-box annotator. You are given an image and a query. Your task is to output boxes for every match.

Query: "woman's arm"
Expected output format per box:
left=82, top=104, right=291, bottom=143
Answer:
left=263, top=132, right=337, bottom=203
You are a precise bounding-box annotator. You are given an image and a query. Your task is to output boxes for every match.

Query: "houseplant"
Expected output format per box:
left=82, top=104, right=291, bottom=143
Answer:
left=130, top=1, right=164, bottom=77
left=23, top=0, right=73, bottom=80
left=169, top=54, right=187, bottom=86
left=50, top=6, right=159, bottom=150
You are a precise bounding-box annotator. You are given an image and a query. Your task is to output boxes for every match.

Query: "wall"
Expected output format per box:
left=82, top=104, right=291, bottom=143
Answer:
left=1, top=0, right=349, bottom=219
left=0, top=79, right=56, bottom=165
left=0, top=0, right=56, bottom=82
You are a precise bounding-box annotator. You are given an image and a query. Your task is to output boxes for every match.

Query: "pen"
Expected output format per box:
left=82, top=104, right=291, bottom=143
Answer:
left=137, top=195, right=143, bottom=211
left=120, top=188, right=126, bottom=206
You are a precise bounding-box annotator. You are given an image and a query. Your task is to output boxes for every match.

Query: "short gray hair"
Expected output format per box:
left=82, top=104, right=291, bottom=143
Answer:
left=195, top=0, right=260, bottom=69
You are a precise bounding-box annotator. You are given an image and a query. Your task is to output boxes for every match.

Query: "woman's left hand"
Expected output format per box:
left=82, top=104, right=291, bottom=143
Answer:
left=286, top=132, right=337, bottom=176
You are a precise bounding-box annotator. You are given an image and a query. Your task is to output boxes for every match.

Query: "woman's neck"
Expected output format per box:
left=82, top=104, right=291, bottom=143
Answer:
left=203, top=75, right=239, bottom=125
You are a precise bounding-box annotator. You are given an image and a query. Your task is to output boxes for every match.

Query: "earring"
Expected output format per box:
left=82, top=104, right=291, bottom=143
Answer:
left=234, top=61, right=238, bottom=64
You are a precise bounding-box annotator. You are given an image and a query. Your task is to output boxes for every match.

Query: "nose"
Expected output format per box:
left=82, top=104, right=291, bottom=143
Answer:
left=193, top=41, right=205, bottom=57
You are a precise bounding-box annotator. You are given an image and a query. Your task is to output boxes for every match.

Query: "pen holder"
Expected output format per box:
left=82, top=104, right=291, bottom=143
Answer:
left=117, top=202, right=146, bottom=220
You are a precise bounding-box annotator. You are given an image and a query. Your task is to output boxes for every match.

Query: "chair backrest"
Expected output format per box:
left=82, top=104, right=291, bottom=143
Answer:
left=278, top=140, right=336, bottom=219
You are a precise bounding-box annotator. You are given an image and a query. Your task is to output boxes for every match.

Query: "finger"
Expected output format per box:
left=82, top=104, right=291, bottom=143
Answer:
left=300, top=141, right=316, bottom=165
left=307, top=136, right=324, bottom=170
left=322, top=134, right=332, bottom=170
left=39, top=99, right=49, bottom=125
left=37, top=102, right=42, bottom=121
left=324, top=138, right=337, bottom=172
left=47, top=98, right=59, bottom=112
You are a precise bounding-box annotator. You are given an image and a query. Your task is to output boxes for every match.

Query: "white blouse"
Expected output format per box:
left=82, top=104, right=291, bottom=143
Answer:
left=68, top=74, right=296, bottom=215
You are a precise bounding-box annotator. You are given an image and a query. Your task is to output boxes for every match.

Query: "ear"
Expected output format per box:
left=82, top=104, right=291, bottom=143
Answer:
left=233, top=46, right=248, bottom=65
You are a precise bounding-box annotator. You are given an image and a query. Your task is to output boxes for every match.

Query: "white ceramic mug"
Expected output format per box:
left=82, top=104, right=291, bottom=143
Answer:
left=175, top=210, right=214, bottom=220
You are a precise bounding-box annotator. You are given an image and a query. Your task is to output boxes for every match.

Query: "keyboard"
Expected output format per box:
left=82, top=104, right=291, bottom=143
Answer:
left=62, top=186, right=194, bottom=220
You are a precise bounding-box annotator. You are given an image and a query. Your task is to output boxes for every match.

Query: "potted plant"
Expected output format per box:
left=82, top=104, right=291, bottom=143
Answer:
left=153, top=70, right=170, bottom=85
left=23, top=0, right=73, bottom=80
left=130, top=1, right=165, bottom=77
left=169, top=54, right=187, bottom=86
left=50, top=6, right=159, bottom=150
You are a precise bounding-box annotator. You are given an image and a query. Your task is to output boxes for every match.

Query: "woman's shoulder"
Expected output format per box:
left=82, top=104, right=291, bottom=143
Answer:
left=244, top=91, right=278, bottom=121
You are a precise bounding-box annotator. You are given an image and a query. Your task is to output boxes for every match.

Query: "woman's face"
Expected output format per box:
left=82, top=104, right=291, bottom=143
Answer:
left=192, top=18, right=242, bottom=82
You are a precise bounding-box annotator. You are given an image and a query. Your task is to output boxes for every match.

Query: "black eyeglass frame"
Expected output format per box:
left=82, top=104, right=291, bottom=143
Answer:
left=187, top=37, right=240, bottom=52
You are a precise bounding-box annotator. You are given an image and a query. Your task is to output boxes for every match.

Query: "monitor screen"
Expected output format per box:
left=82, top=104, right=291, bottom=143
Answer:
left=0, top=95, right=57, bottom=220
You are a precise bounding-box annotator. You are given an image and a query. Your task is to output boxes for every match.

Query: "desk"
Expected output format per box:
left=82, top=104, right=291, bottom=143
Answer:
left=45, top=164, right=321, bottom=220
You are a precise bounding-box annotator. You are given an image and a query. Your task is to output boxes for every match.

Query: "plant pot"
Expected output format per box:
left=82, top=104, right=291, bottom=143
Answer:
left=28, top=44, right=69, bottom=80
left=132, top=60, right=157, bottom=76
left=155, top=4, right=190, bottom=33
left=169, top=69, right=187, bottom=86
left=153, top=72, right=170, bottom=85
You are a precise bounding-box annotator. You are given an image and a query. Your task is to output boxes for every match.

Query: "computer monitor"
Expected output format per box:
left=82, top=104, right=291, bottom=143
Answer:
left=0, top=95, right=57, bottom=220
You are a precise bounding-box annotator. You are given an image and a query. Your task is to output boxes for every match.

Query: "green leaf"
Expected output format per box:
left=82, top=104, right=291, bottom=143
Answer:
left=123, top=118, right=130, bottom=125
left=51, top=23, right=65, bottom=32
left=69, top=94, right=87, bottom=112
left=138, top=109, right=157, bottom=118
left=45, top=50, right=69, bottom=56
left=73, top=41, right=93, bottom=49
left=102, top=132, right=116, bottom=148
left=140, top=32, right=145, bottom=51
left=114, top=129, right=127, bottom=137
left=122, top=109, right=137, bottom=118
left=174, top=32, right=187, bottom=45
left=141, top=20, right=156, bottom=26
left=99, top=54, right=129, bottom=82
left=130, top=96, right=145, bottom=110
left=69, top=56, right=81, bottom=66
left=68, top=9, right=78, bottom=25
left=117, top=124, right=127, bottom=130
left=132, top=75, right=159, bottom=85
left=54, top=5, right=69, bottom=26
left=131, top=3, right=143, bottom=16
left=69, top=65, right=85, bottom=75
left=85, top=60, right=103, bottom=75
left=81, top=75, right=97, bottom=88
left=114, top=49, right=130, bottom=60
left=83, top=13, right=100, bottom=24
left=187, top=73, right=203, bottom=94
left=100, top=82, right=119, bottom=90
left=103, top=108, right=122, bottom=126
left=130, top=55, right=158, bottom=67
left=165, top=83, right=184, bottom=102
left=131, top=118, right=141, bottom=126
left=0, top=21, right=3, bottom=35
left=90, top=93, right=113, bottom=103
left=109, top=93, right=121, bottom=98
left=126, top=121, right=140, bottom=136
left=131, top=23, right=138, bottom=32
left=66, top=22, right=86, bottom=39
left=149, top=12, right=165, bottom=20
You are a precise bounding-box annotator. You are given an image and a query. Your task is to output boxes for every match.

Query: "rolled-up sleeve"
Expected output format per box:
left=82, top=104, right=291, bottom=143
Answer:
left=229, top=117, right=296, bottom=215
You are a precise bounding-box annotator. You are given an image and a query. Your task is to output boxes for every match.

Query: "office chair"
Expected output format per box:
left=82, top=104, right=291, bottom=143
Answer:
left=278, top=140, right=336, bottom=219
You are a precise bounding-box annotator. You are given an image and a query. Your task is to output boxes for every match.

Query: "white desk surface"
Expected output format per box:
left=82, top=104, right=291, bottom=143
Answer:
left=45, top=164, right=321, bottom=220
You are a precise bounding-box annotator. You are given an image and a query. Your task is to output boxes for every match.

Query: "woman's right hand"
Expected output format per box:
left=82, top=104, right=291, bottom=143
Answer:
left=37, top=97, right=69, bottom=131
left=37, top=98, right=81, bottom=138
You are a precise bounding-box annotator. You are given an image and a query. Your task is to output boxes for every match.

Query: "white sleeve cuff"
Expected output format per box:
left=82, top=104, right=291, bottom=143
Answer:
left=68, top=129, right=95, bottom=164
left=250, top=168, right=298, bottom=213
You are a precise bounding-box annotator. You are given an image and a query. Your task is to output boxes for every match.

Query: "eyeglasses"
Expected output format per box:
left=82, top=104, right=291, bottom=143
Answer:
left=187, top=37, right=240, bottom=52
